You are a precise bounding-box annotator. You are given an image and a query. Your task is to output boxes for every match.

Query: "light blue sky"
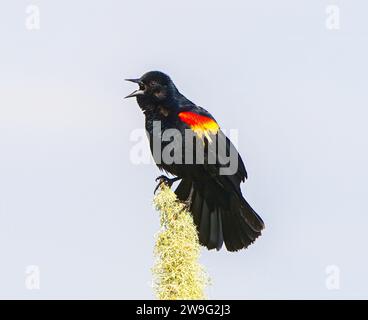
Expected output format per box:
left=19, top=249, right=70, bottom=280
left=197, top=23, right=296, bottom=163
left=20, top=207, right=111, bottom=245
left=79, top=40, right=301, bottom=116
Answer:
left=1, top=0, right=368, bottom=299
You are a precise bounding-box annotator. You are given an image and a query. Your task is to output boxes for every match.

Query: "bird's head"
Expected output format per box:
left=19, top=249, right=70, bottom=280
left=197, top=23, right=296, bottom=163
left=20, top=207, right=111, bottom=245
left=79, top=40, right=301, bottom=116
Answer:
left=125, top=71, right=179, bottom=111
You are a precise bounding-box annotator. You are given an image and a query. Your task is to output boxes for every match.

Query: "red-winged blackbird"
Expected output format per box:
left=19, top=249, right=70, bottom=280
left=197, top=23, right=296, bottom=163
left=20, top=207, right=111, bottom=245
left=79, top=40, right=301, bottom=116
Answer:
left=125, top=71, right=264, bottom=251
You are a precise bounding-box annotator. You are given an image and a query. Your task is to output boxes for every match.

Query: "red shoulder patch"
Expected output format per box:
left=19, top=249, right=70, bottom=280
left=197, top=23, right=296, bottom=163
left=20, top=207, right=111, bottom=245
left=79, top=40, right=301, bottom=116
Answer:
left=178, top=111, right=219, bottom=140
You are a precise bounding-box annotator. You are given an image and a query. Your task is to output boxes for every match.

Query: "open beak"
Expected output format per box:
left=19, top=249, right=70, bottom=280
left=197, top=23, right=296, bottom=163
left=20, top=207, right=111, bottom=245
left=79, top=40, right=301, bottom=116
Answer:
left=124, top=78, right=145, bottom=99
left=125, top=78, right=140, bottom=84
left=124, top=89, right=144, bottom=99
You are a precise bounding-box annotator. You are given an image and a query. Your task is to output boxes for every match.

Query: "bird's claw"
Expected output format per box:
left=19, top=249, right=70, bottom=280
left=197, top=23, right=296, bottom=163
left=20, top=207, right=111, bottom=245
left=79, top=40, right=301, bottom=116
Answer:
left=183, top=199, right=192, bottom=210
left=183, top=188, right=194, bottom=209
left=154, top=175, right=181, bottom=194
left=154, top=175, right=172, bottom=194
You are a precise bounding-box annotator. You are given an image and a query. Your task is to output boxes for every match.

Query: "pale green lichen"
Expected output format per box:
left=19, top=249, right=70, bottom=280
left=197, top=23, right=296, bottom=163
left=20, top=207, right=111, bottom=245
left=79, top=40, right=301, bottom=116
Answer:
left=152, top=184, right=209, bottom=300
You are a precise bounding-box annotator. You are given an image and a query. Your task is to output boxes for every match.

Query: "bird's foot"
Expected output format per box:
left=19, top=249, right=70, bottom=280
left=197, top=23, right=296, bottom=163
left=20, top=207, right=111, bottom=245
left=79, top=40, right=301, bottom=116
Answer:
left=154, top=175, right=181, bottom=194
left=183, top=187, right=195, bottom=209
left=183, top=199, right=192, bottom=209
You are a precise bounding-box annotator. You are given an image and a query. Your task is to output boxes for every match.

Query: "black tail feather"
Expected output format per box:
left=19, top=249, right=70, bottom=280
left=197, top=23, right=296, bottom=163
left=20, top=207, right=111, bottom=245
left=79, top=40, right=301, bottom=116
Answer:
left=216, top=209, right=224, bottom=250
left=199, top=199, right=210, bottom=246
left=175, top=179, right=264, bottom=252
left=190, top=189, right=203, bottom=228
left=208, top=208, right=219, bottom=250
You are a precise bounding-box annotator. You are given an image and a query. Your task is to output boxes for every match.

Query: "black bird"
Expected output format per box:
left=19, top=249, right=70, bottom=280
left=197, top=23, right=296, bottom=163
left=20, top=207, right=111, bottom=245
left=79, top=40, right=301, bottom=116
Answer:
left=125, top=71, right=264, bottom=251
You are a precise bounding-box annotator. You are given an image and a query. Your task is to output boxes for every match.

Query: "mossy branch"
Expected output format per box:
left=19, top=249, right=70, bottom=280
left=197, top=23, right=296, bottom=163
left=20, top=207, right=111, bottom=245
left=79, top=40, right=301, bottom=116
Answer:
left=152, top=184, right=210, bottom=300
